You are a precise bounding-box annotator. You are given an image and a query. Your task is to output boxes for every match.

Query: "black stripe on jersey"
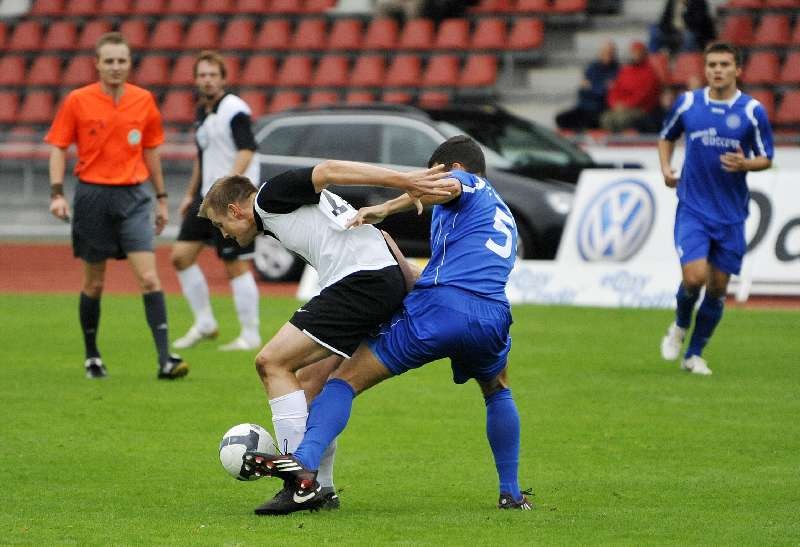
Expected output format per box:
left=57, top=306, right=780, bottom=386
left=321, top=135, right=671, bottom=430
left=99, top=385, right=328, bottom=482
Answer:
left=255, top=167, right=318, bottom=214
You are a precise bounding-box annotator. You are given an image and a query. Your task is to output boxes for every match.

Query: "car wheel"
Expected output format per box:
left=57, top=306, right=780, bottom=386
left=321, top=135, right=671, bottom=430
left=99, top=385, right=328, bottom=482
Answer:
left=253, top=236, right=306, bottom=282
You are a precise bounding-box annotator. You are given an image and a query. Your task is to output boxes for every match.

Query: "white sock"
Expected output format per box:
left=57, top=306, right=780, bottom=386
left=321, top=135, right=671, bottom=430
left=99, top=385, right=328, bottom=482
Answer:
left=176, top=264, right=216, bottom=332
left=269, top=390, right=308, bottom=456
left=317, top=439, right=337, bottom=489
left=230, top=271, right=260, bottom=342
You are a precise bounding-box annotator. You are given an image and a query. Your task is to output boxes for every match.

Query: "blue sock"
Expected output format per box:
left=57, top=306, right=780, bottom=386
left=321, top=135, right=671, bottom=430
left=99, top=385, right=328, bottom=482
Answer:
left=686, top=294, right=724, bottom=358
left=485, top=388, right=521, bottom=501
left=675, top=283, right=700, bottom=330
left=294, top=378, right=356, bottom=470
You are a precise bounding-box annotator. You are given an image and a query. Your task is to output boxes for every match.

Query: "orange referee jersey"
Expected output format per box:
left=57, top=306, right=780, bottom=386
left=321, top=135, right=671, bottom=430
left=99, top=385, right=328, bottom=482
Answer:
left=45, top=82, right=165, bottom=185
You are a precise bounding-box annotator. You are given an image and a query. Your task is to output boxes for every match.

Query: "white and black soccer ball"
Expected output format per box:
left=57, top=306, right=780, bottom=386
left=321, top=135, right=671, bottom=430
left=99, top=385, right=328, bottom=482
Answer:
left=219, top=423, right=276, bottom=481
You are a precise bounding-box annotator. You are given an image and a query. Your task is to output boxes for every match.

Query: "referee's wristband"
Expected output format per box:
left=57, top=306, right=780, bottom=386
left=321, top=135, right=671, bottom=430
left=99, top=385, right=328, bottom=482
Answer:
left=50, top=183, right=64, bottom=199
left=156, top=192, right=168, bottom=200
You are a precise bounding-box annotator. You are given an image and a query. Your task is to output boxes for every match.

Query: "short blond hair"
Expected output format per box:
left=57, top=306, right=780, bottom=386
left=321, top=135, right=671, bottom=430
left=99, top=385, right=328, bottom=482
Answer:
left=95, top=31, right=129, bottom=57
left=199, top=175, right=257, bottom=219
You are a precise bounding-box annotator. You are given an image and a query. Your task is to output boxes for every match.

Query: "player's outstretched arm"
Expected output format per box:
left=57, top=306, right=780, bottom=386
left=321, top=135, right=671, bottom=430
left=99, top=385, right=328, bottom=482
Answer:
left=346, top=179, right=461, bottom=229
left=311, top=160, right=453, bottom=198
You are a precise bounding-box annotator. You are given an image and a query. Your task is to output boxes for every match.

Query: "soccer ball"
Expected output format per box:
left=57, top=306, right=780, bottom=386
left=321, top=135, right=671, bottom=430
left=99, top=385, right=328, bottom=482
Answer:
left=219, top=423, right=276, bottom=481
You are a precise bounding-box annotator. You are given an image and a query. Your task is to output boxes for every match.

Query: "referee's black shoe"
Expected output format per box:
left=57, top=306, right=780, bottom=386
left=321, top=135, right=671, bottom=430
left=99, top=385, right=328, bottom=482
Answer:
left=85, top=357, right=107, bottom=379
left=157, top=354, right=189, bottom=379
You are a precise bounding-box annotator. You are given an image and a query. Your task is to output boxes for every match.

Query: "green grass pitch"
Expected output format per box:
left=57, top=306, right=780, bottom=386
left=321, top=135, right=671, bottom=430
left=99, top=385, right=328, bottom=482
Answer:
left=1, top=293, right=799, bottom=545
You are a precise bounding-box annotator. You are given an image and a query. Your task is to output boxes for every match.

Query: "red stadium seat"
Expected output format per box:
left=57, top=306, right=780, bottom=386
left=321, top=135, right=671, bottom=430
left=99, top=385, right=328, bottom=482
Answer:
left=363, top=17, right=399, bottom=50
left=345, top=90, right=375, bottom=104
left=269, top=0, right=304, bottom=14
left=238, top=90, right=267, bottom=117
left=221, top=18, right=256, bottom=50
left=119, top=19, right=149, bottom=50
left=471, top=18, right=507, bottom=50
left=418, top=90, right=450, bottom=107
left=136, top=55, right=171, bottom=86
left=30, top=0, right=65, bottom=16
left=99, top=0, right=132, bottom=15
left=170, top=54, right=196, bottom=86
left=508, top=18, right=544, bottom=50
left=422, top=54, right=460, bottom=87
left=724, top=0, right=762, bottom=7
left=200, top=0, right=236, bottom=12
left=778, top=52, right=800, bottom=85
left=8, top=21, right=43, bottom=52
left=18, top=91, right=55, bottom=124
left=552, top=0, right=587, bottom=13
left=468, top=0, right=514, bottom=13
left=63, top=55, right=97, bottom=87
left=327, top=18, right=363, bottom=50
left=0, top=91, right=19, bottom=124
left=792, top=19, right=800, bottom=46
left=742, top=51, right=780, bottom=85
left=223, top=55, right=241, bottom=84
left=434, top=18, right=469, bottom=50
left=26, top=55, right=63, bottom=86
left=254, top=19, right=292, bottom=52
left=290, top=18, right=327, bottom=51
left=167, top=0, right=200, bottom=14
left=748, top=89, right=775, bottom=119
left=305, top=0, right=335, bottom=12
left=350, top=55, right=386, bottom=88
left=239, top=55, right=278, bottom=86
left=775, top=90, right=800, bottom=124
left=65, top=0, right=97, bottom=15
left=753, top=14, right=791, bottom=47
left=0, top=21, right=6, bottom=50
left=78, top=20, right=113, bottom=51
left=42, top=20, right=79, bottom=51
left=649, top=51, right=670, bottom=84
left=312, top=55, right=349, bottom=87
left=184, top=19, right=221, bottom=50
left=0, top=55, right=27, bottom=86
left=459, top=54, right=497, bottom=87
left=670, top=52, right=704, bottom=86
left=398, top=18, right=435, bottom=50
left=150, top=19, right=184, bottom=50
left=515, top=0, right=550, bottom=12
left=764, top=0, right=799, bottom=6
left=236, top=0, right=269, bottom=12
left=386, top=54, right=421, bottom=87
left=276, top=55, right=314, bottom=87
left=307, top=90, right=340, bottom=107
left=382, top=90, right=413, bottom=104
left=720, top=15, right=754, bottom=46
left=135, top=0, right=166, bottom=13
left=268, top=90, right=303, bottom=112
left=161, top=90, right=195, bottom=124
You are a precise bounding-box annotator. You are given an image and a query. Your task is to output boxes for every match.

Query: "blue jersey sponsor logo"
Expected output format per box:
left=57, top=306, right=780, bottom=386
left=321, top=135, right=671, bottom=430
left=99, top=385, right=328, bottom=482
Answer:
left=576, top=179, right=655, bottom=262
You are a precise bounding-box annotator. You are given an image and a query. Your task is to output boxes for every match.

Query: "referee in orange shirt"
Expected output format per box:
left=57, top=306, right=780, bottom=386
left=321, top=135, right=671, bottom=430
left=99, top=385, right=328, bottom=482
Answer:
left=46, top=32, right=187, bottom=380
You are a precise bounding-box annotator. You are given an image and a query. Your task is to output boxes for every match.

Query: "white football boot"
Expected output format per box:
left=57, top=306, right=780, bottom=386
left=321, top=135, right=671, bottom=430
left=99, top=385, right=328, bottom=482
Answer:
left=218, top=335, right=262, bottom=351
left=173, top=325, right=218, bottom=349
left=681, top=355, right=712, bottom=376
left=660, top=322, right=686, bottom=361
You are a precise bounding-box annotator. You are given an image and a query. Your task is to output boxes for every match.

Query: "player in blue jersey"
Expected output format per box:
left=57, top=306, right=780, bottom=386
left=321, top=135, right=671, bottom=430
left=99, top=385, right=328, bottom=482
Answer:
left=243, top=135, right=531, bottom=513
left=658, top=42, right=774, bottom=375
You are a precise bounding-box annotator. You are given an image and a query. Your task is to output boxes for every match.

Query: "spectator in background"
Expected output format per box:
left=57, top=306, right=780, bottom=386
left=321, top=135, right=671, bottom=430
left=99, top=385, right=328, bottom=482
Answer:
left=555, top=40, right=620, bottom=131
left=648, top=0, right=716, bottom=54
left=635, top=87, right=677, bottom=133
left=600, top=41, right=661, bottom=133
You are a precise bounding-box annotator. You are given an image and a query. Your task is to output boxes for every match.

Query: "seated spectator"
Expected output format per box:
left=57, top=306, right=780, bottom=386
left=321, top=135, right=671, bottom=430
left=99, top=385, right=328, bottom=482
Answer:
left=635, top=87, right=677, bottom=133
left=555, top=40, right=619, bottom=131
left=648, top=0, right=716, bottom=54
left=600, top=41, right=661, bottom=133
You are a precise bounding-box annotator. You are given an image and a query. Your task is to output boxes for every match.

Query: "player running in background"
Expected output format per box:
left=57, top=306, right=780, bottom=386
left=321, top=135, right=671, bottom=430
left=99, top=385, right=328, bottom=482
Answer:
left=244, top=136, right=531, bottom=513
left=199, top=161, right=451, bottom=514
left=170, top=51, right=262, bottom=352
left=46, top=32, right=187, bottom=380
left=658, top=42, right=774, bottom=375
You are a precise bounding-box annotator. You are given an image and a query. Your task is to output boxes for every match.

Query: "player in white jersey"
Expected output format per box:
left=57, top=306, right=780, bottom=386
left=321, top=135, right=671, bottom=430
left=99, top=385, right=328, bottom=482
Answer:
left=658, top=42, right=774, bottom=375
left=171, top=51, right=263, bottom=352
left=199, top=161, right=452, bottom=514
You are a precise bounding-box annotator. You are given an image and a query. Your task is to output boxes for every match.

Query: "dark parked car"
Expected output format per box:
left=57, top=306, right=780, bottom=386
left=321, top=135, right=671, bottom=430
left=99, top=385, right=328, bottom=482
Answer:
left=252, top=104, right=579, bottom=281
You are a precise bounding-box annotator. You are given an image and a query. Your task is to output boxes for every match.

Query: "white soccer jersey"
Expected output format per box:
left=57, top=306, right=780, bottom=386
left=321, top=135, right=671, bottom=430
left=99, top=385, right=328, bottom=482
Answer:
left=252, top=168, right=397, bottom=289
left=195, top=93, right=260, bottom=196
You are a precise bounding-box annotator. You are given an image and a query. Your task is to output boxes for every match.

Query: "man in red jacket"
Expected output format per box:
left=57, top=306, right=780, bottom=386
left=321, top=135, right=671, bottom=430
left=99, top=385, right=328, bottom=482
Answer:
left=600, top=41, right=662, bottom=132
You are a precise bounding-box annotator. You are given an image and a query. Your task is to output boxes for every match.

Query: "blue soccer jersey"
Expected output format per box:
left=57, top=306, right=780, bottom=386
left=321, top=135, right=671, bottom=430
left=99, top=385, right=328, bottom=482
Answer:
left=415, top=170, right=517, bottom=304
left=660, top=87, right=774, bottom=224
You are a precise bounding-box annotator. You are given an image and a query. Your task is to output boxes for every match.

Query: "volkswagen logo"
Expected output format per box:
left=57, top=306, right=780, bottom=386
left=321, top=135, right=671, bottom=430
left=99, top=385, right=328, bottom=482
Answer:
left=576, top=179, right=656, bottom=261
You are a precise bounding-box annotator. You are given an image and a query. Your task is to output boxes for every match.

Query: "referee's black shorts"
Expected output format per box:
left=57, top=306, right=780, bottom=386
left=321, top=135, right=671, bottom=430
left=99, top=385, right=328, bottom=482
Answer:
left=289, top=265, right=406, bottom=358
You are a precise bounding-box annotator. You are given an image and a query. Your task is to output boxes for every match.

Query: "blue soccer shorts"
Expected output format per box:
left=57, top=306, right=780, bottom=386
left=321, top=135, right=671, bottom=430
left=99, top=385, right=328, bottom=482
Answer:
left=367, top=286, right=512, bottom=384
left=674, top=203, right=746, bottom=275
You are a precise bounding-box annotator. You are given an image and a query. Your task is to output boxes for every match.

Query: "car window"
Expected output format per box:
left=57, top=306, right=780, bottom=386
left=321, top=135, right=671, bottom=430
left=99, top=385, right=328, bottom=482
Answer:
left=382, top=125, right=440, bottom=167
left=257, top=124, right=310, bottom=155
left=297, top=124, right=380, bottom=162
